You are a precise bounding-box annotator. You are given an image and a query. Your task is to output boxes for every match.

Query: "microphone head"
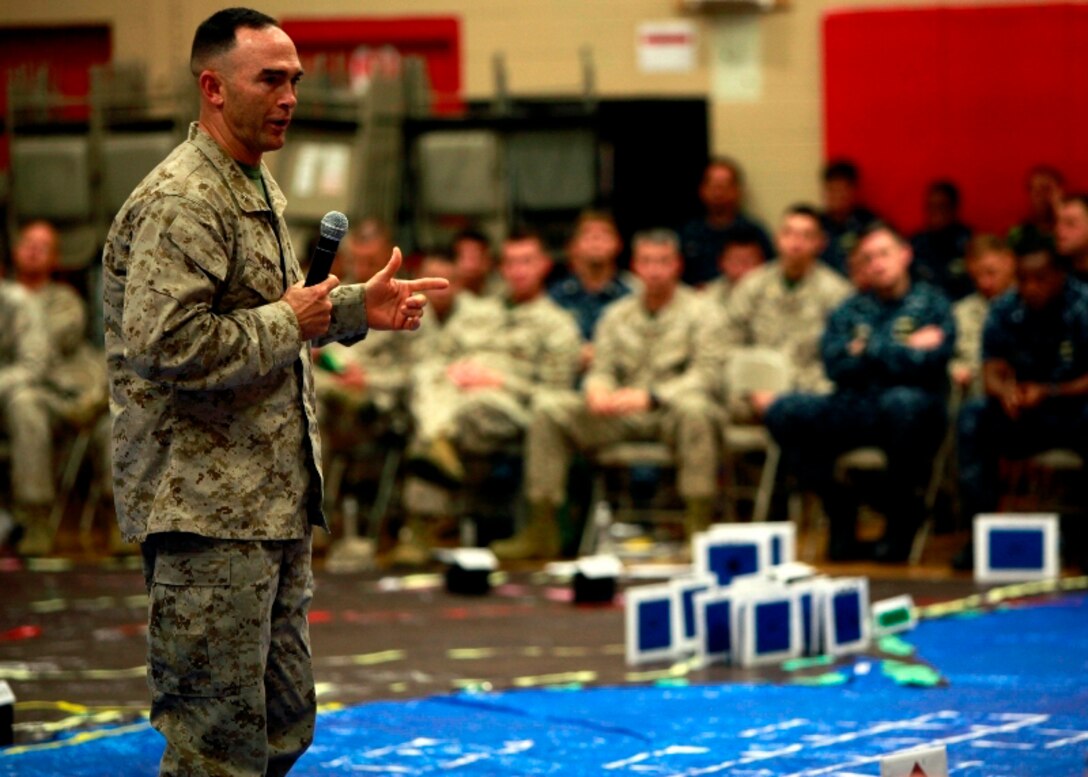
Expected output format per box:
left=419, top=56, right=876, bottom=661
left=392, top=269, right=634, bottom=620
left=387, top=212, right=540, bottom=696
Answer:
left=319, top=211, right=349, bottom=242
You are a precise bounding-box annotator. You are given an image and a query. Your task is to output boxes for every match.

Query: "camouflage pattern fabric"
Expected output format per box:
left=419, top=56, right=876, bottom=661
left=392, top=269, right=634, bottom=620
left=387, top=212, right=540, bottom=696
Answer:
left=142, top=531, right=315, bottom=776
left=103, top=123, right=370, bottom=543
left=0, top=280, right=52, bottom=505
left=525, top=285, right=723, bottom=505
left=951, top=292, right=989, bottom=397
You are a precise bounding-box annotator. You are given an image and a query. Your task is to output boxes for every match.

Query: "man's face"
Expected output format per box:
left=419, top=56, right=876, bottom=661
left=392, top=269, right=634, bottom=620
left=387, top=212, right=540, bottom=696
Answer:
left=501, top=238, right=550, bottom=301
left=347, top=236, right=391, bottom=283
left=214, top=26, right=302, bottom=161
left=1055, top=200, right=1088, bottom=256
left=419, top=257, right=457, bottom=317
left=632, top=242, right=682, bottom=297
left=1028, top=171, right=1062, bottom=217
left=719, top=243, right=763, bottom=284
left=924, top=189, right=956, bottom=231
left=454, top=239, right=492, bottom=286
left=858, top=229, right=911, bottom=293
left=823, top=178, right=857, bottom=219
left=776, top=213, right=824, bottom=275
left=570, top=220, right=621, bottom=269
left=1017, top=252, right=1065, bottom=311
left=700, top=164, right=740, bottom=213
left=13, top=222, right=58, bottom=277
left=968, top=250, right=1016, bottom=301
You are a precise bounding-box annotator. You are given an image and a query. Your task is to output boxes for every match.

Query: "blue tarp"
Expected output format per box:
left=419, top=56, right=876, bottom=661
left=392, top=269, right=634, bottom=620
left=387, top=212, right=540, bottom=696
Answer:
left=4, top=594, right=1087, bottom=776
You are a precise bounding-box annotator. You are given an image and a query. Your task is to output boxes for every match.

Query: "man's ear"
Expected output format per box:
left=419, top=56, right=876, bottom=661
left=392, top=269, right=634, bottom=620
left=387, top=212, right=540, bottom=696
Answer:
left=199, top=70, right=225, bottom=107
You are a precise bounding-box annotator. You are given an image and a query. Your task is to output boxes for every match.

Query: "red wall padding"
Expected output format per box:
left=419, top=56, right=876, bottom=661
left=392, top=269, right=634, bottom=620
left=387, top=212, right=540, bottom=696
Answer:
left=823, top=4, right=1088, bottom=235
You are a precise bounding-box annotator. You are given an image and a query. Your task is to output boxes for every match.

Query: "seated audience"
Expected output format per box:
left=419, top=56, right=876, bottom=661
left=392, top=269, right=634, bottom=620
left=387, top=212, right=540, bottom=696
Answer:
left=699, top=223, right=769, bottom=310
left=819, top=158, right=879, bottom=275
left=956, top=238, right=1088, bottom=570
left=548, top=211, right=634, bottom=373
left=1055, top=193, right=1088, bottom=282
left=911, top=180, right=973, bottom=300
left=950, top=235, right=1016, bottom=397
left=452, top=228, right=505, bottom=298
left=679, top=157, right=774, bottom=287
left=405, top=229, right=581, bottom=560
left=704, top=205, right=852, bottom=423
left=314, top=219, right=414, bottom=440
left=1008, top=165, right=1064, bottom=252
left=766, top=222, right=954, bottom=562
left=507, top=229, right=722, bottom=560
left=1, top=225, right=52, bottom=555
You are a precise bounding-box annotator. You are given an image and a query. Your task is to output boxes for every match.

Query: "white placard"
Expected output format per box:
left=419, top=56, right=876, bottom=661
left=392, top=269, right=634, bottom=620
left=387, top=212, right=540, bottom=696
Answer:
left=974, top=513, right=1059, bottom=583
left=879, top=744, right=949, bottom=776
left=637, top=20, right=697, bottom=74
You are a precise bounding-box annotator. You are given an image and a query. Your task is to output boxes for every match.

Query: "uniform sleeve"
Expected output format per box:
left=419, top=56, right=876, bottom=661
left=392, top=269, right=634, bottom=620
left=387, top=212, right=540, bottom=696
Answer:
left=821, top=298, right=868, bottom=387
left=318, top=283, right=368, bottom=347
left=584, top=305, right=622, bottom=393
left=980, top=301, right=1013, bottom=364
left=46, top=284, right=88, bottom=357
left=0, top=292, right=51, bottom=398
left=121, top=197, right=303, bottom=391
left=505, top=308, right=581, bottom=400
left=865, top=291, right=955, bottom=385
left=691, top=304, right=731, bottom=402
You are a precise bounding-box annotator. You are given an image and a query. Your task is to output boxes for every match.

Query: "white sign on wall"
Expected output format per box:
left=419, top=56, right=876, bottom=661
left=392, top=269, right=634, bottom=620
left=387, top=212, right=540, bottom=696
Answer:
left=712, top=14, right=762, bottom=101
left=637, top=20, right=697, bottom=74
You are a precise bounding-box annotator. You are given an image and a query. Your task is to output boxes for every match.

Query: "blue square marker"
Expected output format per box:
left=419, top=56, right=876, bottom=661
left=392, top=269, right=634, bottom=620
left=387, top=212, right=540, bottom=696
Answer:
left=833, top=590, right=863, bottom=645
left=754, top=601, right=792, bottom=654
left=705, top=599, right=732, bottom=656
left=989, top=528, right=1045, bottom=570
left=707, top=543, right=759, bottom=586
left=638, top=600, right=672, bottom=652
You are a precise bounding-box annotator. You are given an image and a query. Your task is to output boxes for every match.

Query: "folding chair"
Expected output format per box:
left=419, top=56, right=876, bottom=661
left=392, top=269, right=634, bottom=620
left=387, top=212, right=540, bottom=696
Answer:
left=721, top=347, right=793, bottom=524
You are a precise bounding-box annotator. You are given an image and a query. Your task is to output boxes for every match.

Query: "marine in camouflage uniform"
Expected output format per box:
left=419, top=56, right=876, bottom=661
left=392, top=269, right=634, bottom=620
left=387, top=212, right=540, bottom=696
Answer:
left=698, top=206, right=851, bottom=422
left=0, top=280, right=51, bottom=551
left=10, top=221, right=113, bottom=555
left=766, top=223, right=954, bottom=562
left=508, top=229, right=722, bottom=560
left=103, top=11, right=439, bottom=775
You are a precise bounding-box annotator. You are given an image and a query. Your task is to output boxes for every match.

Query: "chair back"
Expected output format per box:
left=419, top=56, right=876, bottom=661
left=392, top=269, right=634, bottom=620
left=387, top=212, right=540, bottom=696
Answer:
left=725, top=346, right=793, bottom=399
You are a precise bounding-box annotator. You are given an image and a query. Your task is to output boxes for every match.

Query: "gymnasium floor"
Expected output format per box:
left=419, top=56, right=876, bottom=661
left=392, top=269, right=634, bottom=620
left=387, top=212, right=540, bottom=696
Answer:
left=3, top=518, right=1087, bottom=775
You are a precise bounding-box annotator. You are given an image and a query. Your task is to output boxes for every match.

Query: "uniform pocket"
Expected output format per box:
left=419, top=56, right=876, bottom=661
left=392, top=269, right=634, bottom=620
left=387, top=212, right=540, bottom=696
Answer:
left=148, top=550, right=239, bottom=697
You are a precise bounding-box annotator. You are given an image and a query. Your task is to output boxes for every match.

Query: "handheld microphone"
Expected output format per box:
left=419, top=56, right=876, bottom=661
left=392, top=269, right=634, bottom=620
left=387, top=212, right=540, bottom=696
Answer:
left=304, top=211, right=349, bottom=286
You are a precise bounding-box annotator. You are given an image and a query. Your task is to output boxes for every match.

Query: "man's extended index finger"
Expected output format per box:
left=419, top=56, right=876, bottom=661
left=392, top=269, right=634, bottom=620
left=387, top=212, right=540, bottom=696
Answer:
left=403, top=277, right=451, bottom=293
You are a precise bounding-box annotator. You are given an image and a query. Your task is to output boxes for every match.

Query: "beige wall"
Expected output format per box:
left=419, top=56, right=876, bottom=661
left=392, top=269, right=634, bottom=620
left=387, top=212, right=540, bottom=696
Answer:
left=2, top=0, right=1080, bottom=224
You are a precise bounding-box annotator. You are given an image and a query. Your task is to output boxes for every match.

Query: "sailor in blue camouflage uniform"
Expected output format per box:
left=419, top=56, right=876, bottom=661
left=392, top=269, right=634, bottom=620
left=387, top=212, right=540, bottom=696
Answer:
left=766, top=222, right=955, bottom=562
left=956, top=237, right=1088, bottom=569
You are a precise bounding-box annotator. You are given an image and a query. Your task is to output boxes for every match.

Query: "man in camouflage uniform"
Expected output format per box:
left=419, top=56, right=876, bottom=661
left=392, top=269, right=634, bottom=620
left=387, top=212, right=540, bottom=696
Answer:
left=10, top=220, right=115, bottom=555
left=700, top=205, right=851, bottom=422
left=102, top=9, right=443, bottom=775
left=766, top=222, right=954, bottom=562
left=950, top=235, right=1016, bottom=398
left=404, top=230, right=581, bottom=562
left=0, top=269, right=50, bottom=554
left=506, top=229, right=722, bottom=560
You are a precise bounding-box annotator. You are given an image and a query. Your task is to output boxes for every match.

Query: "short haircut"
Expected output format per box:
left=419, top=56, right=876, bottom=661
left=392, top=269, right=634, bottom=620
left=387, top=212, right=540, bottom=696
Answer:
left=1026, top=164, right=1064, bottom=188
left=349, top=216, right=391, bottom=245
left=928, top=179, right=961, bottom=209
left=505, top=226, right=547, bottom=250
left=452, top=228, right=491, bottom=251
left=856, top=219, right=905, bottom=246
left=632, top=228, right=680, bottom=254
left=705, top=156, right=745, bottom=187
left=1014, top=232, right=1065, bottom=270
left=823, top=159, right=860, bottom=185
left=191, top=7, right=279, bottom=77
left=720, top=223, right=768, bottom=257
left=966, top=234, right=1010, bottom=262
left=784, top=203, right=824, bottom=231
left=1063, top=193, right=1088, bottom=212
left=571, top=209, right=619, bottom=237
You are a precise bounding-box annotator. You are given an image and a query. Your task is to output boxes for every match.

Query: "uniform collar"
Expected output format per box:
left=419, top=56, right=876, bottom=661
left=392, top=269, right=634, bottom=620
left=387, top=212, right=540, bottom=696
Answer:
left=187, top=122, right=287, bottom=217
